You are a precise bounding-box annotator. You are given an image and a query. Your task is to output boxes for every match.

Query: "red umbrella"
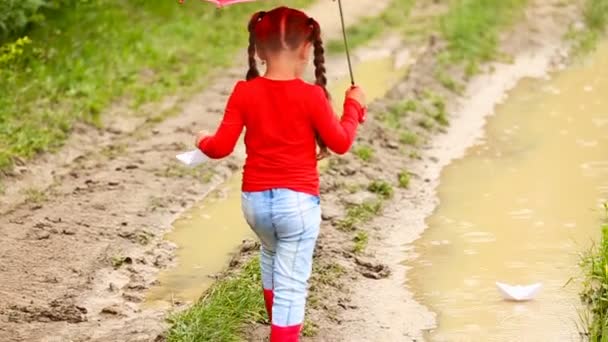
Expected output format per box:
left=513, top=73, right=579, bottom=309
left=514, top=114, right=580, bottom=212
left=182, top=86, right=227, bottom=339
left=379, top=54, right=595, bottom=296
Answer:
left=179, top=0, right=355, bottom=85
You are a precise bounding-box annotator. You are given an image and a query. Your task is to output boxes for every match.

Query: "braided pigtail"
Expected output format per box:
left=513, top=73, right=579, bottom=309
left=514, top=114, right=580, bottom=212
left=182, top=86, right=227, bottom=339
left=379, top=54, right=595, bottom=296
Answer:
left=309, top=18, right=329, bottom=99
left=309, top=18, right=330, bottom=160
left=246, top=11, right=266, bottom=81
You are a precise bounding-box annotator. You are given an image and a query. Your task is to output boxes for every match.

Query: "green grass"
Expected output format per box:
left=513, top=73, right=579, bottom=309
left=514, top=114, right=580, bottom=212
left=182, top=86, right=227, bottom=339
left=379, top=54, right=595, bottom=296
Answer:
left=570, top=0, right=608, bottom=55
left=585, top=0, right=608, bottom=32
left=422, top=91, right=449, bottom=126
left=398, top=171, right=411, bottom=189
left=167, top=258, right=266, bottom=342
left=0, top=0, right=311, bottom=170
left=367, top=180, right=394, bottom=199
left=440, top=0, right=528, bottom=68
left=418, top=117, right=435, bottom=130
left=336, top=200, right=382, bottom=232
left=435, top=67, right=464, bottom=93
left=377, top=99, right=418, bottom=129
left=326, top=0, right=415, bottom=53
left=23, top=187, right=47, bottom=204
left=400, top=131, right=418, bottom=146
left=580, top=203, right=608, bottom=341
left=353, top=145, right=374, bottom=162
left=353, top=231, right=369, bottom=254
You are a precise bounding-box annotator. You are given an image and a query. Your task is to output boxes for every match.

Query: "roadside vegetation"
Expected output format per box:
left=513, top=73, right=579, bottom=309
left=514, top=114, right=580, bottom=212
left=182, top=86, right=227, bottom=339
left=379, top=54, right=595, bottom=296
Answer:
left=167, top=259, right=266, bottom=342
left=439, top=0, right=528, bottom=75
left=569, top=0, right=608, bottom=55
left=580, top=203, right=608, bottom=341
left=0, top=0, right=310, bottom=171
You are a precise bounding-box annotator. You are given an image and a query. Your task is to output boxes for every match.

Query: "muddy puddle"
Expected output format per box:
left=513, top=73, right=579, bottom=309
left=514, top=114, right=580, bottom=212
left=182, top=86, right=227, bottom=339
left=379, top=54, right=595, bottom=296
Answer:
left=409, top=42, right=608, bottom=341
left=146, top=175, right=252, bottom=306
left=146, top=52, right=410, bottom=306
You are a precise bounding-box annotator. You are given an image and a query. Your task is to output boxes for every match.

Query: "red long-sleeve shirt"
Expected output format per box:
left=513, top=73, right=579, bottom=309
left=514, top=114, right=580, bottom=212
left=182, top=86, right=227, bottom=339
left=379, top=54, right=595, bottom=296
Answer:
left=198, top=77, right=364, bottom=195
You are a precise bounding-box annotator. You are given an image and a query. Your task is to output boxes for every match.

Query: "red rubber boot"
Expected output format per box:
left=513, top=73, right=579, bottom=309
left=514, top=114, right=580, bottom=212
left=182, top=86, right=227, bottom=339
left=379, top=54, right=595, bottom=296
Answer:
left=263, top=289, right=274, bottom=321
left=270, top=324, right=301, bottom=342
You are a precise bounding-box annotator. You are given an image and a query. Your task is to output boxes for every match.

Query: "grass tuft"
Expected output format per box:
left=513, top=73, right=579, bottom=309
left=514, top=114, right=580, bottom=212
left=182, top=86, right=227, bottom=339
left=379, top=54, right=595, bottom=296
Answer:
left=167, top=258, right=266, bottom=342
left=23, top=187, right=47, bottom=204
left=368, top=180, right=394, bottom=199
left=400, top=131, right=418, bottom=146
left=353, top=145, right=374, bottom=162
left=353, top=231, right=369, bottom=254
left=580, top=204, right=608, bottom=341
left=398, top=171, right=411, bottom=189
left=570, top=0, right=608, bottom=55
left=440, top=0, right=528, bottom=69
left=336, top=200, right=382, bottom=232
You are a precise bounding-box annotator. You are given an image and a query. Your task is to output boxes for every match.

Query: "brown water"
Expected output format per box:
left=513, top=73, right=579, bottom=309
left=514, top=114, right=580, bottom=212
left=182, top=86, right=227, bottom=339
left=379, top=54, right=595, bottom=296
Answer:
left=409, top=43, right=608, bottom=341
left=146, top=175, right=252, bottom=305
left=146, top=52, right=410, bottom=305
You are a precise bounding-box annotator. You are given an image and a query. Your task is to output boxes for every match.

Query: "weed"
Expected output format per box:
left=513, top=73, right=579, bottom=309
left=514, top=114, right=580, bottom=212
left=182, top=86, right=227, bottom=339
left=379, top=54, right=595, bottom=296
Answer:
left=570, top=0, right=608, bottom=55
left=23, top=187, right=47, bottom=204
left=302, top=321, right=319, bottom=337
left=353, top=231, right=369, bottom=254
left=354, top=145, right=374, bottom=162
left=418, top=117, right=435, bottom=130
left=422, top=91, right=449, bottom=126
left=580, top=205, right=608, bottom=340
left=409, top=151, right=422, bottom=160
left=435, top=68, right=464, bottom=93
left=167, top=258, right=266, bottom=341
left=380, top=99, right=419, bottom=129
left=585, top=0, right=608, bottom=32
left=368, top=180, right=394, bottom=199
left=398, top=171, right=411, bottom=189
left=312, top=262, right=346, bottom=287
left=336, top=201, right=382, bottom=232
left=400, top=131, right=418, bottom=146
left=441, top=0, right=528, bottom=67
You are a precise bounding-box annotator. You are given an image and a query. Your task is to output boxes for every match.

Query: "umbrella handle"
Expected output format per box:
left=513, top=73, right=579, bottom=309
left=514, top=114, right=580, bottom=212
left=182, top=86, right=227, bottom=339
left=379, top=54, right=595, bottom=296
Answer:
left=337, top=0, right=355, bottom=85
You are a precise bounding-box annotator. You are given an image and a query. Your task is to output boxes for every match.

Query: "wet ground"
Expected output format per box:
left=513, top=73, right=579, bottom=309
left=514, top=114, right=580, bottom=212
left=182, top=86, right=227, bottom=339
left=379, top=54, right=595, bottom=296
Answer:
left=410, top=41, right=608, bottom=341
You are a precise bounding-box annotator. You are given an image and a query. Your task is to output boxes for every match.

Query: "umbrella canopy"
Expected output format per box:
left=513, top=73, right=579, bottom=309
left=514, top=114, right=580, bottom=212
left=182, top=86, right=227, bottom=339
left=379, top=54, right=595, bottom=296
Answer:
left=179, top=0, right=355, bottom=85
left=179, top=0, right=257, bottom=7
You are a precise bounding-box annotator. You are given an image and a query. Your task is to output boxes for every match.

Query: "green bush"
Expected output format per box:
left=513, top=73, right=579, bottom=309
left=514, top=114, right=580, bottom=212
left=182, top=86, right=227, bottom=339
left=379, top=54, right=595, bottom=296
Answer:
left=0, top=0, right=46, bottom=40
left=581, top=203, right=608, bottom=340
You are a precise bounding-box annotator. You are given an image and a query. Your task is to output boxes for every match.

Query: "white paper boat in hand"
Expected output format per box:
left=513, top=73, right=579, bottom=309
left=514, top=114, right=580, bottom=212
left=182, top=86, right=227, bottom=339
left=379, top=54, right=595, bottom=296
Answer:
left=496, top=282, right=542, bottom=302
left=176, top=150, right=209, bottom=167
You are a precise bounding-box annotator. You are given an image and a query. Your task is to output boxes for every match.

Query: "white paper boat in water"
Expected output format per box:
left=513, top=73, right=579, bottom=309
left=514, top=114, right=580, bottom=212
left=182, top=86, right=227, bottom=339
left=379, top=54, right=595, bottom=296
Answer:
left=496, top=282, right=542, bottom=302
left=176, top=150, right=209, bottom=167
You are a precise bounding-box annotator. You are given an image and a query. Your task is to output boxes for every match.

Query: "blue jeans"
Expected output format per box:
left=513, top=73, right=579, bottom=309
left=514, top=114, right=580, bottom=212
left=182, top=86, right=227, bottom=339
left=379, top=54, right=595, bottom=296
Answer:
left=241, top=189, right=321, bottom=327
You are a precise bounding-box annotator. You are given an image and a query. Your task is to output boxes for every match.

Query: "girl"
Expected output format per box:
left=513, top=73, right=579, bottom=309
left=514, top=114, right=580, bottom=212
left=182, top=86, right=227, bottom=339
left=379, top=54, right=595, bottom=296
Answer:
left=196, top=7, right=366, bottom=341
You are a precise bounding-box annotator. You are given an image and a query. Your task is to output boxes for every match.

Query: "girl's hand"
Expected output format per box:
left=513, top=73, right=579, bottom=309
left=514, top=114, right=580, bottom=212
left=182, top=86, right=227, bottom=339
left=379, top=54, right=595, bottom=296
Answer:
left=346, top=86, right=367, bottom=108
left=194, top=130, right=209, bottom=148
